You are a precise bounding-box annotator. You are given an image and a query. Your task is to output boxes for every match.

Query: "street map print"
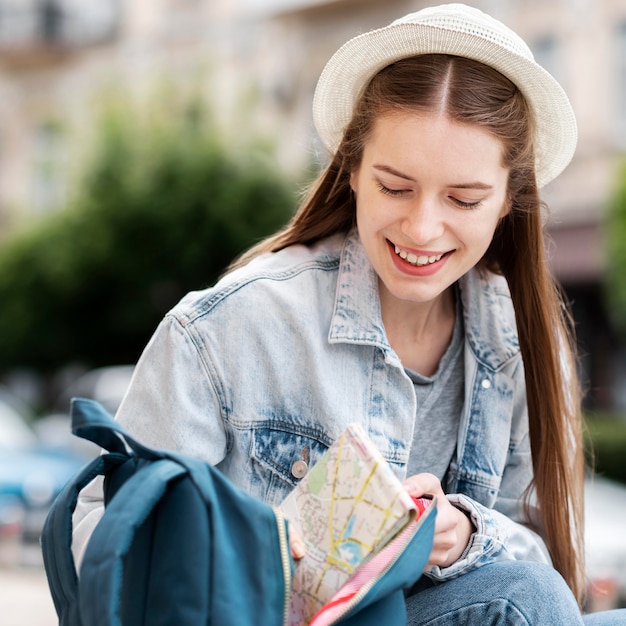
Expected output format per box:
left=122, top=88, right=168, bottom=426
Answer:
left=281, top=423, right=417, bottom=625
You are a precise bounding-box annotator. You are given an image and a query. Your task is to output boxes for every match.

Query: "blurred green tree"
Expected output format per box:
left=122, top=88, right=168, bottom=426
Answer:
left=0, top=93, right=296, bottom=373
left=605, top=157, right=626, bottom=335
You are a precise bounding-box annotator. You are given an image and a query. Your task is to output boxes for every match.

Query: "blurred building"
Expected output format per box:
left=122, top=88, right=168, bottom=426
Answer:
left=0, top=0, right=118, bottom=224
left=0, top=0, right=624, bottom=406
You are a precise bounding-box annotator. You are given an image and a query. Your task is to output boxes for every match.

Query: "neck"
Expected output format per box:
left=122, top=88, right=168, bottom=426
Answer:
left=379, top=284, right=457, bottom=375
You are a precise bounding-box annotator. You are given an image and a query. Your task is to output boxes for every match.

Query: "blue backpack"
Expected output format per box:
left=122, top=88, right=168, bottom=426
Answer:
left=42, top=398, right=435, bottom=625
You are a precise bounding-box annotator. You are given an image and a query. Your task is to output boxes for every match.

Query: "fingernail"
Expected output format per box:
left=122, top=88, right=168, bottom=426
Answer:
left=292, top=539, right=306, bottom=560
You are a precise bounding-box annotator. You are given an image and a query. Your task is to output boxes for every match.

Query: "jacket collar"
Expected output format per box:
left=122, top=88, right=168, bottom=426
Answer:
left=328, top=230, right=519, bottom=370
left=458, top=266, right=520, bottom=370
left=328, top=230, right=390, bottom=351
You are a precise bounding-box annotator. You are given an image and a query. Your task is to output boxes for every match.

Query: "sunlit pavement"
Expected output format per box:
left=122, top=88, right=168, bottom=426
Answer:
left=0, top=564, right=56, bottom=626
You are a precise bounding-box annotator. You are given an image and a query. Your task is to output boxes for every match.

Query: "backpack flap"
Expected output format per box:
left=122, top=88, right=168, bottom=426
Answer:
left=79, top=459, right=208, bottom=626
left=166, top=453, right=292, bottom=625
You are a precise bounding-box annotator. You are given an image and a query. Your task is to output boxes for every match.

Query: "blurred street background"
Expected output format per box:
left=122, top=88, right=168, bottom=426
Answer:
left=1, top=0, right=626, bottom=620
left=0, top=547, right=56, bottom=626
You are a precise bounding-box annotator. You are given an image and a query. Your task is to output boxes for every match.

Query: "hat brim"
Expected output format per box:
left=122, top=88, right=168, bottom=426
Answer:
left=313, top=22, right=577, bottom=188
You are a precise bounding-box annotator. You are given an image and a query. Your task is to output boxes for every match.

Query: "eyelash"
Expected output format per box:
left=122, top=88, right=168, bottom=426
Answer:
left=377, top=183, right=483, bottom=209
left=377, top=183, right=405, bottom=197
left=453, top=198, right=483, bottom=210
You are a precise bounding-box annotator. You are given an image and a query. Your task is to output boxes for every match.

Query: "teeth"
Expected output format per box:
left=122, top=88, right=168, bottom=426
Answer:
left=394, top=245, right=443, bottom=267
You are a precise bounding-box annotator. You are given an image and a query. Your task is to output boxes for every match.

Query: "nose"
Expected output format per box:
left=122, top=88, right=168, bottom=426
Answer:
left=401, top=197, right=445, bottom=244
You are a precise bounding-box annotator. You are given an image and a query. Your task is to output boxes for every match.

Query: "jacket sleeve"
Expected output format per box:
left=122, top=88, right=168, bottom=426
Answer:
left=425, top=491, right=551, bottom=582
left=71, top=313, right=227, bottom=567
left=427, top=432, right=551, bottom=581
left=113, top=314, right=228, bottom=462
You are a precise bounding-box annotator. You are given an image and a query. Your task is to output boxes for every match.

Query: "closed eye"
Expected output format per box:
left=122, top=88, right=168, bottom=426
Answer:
left=377, top=182, right=407, bottom=197
left=451, top=197, right=483, bottom=209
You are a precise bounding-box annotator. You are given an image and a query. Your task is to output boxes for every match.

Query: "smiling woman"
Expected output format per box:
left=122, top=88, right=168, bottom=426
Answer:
left=70, top=4, right=626, bottom=625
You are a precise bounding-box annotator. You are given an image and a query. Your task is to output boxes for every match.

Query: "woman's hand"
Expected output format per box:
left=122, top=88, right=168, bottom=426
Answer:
left=289, top=524, right=306, bottom=561
left=403, top=473, right=475, bottom=569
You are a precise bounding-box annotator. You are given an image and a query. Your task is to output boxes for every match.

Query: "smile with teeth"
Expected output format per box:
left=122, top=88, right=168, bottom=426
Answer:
left=394, top=245, right=444, bottom=267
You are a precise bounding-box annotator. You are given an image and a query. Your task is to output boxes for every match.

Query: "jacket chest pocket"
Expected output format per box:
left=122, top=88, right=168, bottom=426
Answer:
left=250, top=426, right=330, bottom=503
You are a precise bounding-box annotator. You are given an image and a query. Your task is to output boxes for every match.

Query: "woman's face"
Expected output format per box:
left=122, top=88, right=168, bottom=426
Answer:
left=351, top=111, right=509, bottom=309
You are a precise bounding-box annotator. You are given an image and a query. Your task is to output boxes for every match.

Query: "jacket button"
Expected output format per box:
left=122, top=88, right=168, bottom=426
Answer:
left=291, top=460, right=308, bottom=479
left=481, top=379, right=492, bottom=389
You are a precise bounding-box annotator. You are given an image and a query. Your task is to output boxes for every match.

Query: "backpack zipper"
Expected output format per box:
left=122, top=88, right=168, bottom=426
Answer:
left=273, top=506, right=292, bottom=626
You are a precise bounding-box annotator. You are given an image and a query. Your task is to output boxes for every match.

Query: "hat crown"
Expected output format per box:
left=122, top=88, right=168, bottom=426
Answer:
left=393, top=3, right=534, bottom=61
left=313, top=2, right=577, bottom=188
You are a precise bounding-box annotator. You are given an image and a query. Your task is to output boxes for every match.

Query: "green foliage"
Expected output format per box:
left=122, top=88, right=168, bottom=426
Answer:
left=0, top=93, right=296, bottom=373
left=585, top=413, right=626, bottom=485
left=604, top=157, right=626, bottom=334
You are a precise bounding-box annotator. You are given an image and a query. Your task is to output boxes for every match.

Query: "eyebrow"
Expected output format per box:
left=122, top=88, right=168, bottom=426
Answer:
left=372, top=164, right=493, bottom=190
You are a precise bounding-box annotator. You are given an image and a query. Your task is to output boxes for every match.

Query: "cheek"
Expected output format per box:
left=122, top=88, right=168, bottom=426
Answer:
left=458, top=215, right=502, bottom=250
left=354, top=195, right=378, bottom=230
left=355, top=203, right=386, bottom=253
left=355, top=204, right=374, bottom=243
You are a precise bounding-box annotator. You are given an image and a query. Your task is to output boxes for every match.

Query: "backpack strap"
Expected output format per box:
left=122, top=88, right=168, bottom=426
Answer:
left=41, top=453, right=128, bottom=626
left=70, top=397, right=162, bottom=461
left=42, top=398, right=143, bottom=626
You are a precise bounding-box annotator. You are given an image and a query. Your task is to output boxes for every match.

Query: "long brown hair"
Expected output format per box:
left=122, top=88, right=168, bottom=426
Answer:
left=234, top=55, right=585, bottom=601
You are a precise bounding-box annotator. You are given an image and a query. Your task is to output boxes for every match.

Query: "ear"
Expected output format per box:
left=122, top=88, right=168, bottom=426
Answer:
left=349, top=169, right=358, bottom=194
left=499, top=190, right=512, bottom=218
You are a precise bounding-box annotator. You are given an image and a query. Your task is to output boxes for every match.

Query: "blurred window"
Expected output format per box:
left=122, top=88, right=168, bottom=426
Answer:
left=0, top=0, right=38, bottom=45
left=617, top=21, right=626, bottom=143
left=30, top=121, right=65, bottom=214
left=61, top=0, right=119, bottom=45
left=40, top=0, right=63, bottom=41
left=0, top=0, right=119, bottom=47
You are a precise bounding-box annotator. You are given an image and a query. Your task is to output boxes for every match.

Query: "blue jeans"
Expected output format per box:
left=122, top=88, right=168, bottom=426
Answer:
left=405, top=561, right=626, bottom=625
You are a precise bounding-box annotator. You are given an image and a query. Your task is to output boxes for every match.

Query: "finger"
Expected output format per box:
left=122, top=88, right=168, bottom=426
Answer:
left=289, top=525, right=306, bottom=560
left=424, top=531, right=457, bottom=570
left=431, top=496, right=458, bottom=533
left=425, top=506, right=473, bottom=569
left=402, top=472, right=443, bottom=498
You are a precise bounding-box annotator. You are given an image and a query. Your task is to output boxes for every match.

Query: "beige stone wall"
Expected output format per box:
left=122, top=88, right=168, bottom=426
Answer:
left=0, top=0, right=623, bottom=276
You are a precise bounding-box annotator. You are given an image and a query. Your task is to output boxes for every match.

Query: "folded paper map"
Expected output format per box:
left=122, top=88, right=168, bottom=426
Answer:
left=281, top=423, right=419, bottom=625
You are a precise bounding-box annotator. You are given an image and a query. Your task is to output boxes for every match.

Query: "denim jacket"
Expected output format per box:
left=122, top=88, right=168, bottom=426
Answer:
left=75, top=229, right=550, bottom=579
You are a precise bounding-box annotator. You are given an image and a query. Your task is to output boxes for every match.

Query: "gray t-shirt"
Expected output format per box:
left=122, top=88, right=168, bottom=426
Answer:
left=405, top=300, right=465, bottom=481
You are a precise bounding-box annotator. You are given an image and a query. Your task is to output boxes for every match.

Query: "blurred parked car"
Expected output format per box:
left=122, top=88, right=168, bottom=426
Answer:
left=0, top=365, right=134, bottom=564
left=0, top=388, right=94, bottom=562
left=585, top=476, right=626, bottom=610
left=54, top=364, right=135, bottom=416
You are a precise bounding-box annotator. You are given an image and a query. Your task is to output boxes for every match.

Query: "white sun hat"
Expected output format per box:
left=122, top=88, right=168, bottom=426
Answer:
left=312, top=3, right=577, bottom=188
